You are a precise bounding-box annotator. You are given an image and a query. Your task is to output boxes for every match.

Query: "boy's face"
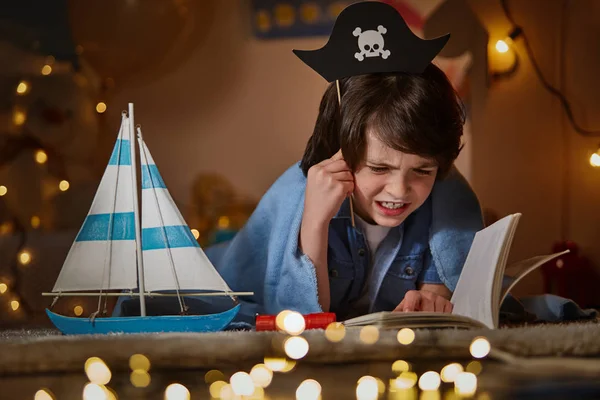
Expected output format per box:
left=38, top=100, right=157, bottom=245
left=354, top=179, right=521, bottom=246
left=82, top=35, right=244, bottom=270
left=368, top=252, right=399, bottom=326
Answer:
left=352, top=131, right=438, bottom=227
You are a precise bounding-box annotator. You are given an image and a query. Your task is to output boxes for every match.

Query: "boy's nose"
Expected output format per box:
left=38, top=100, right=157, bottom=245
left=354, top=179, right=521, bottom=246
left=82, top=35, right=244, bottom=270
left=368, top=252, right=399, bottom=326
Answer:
left=385, top=178, right=411, bottom=199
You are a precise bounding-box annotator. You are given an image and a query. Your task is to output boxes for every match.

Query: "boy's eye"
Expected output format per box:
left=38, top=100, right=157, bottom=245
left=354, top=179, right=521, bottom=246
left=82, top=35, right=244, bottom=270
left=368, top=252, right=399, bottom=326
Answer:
left=414, top=169, right=433, bottom=176
left=368, top=166, right=388, bottom=173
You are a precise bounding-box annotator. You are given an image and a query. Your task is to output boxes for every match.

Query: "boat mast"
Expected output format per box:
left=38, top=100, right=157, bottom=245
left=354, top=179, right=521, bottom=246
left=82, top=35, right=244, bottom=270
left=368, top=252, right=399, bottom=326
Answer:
left=129, top=103, right=147, bottom=317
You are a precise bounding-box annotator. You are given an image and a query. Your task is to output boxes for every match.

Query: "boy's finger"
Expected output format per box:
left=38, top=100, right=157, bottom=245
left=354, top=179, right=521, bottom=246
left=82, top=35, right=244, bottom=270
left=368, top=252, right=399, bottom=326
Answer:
left=402, top=291, right=420, bottom=312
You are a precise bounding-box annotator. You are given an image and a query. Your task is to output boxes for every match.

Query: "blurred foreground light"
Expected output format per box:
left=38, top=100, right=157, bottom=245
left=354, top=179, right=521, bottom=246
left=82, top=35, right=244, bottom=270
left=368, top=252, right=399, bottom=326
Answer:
left=82, top=383, right=106, bottom=400
left=264, top=357, right=287, bottom=372
left=325, top=321, right=346, bottom=342
left=250, top=363, right=273, bottom=388
left=356, top=376, right=379, bottom=400
left=391, top=360, right=410, bottom=373
left=276, top=310, right=292, bottom=330
left=10, top=300, right=20, bottom=311
left=130, top=354, right=151, bottom=372
left=204, top=369, right=224, bottom=384
left=34, top=389, right=55, bottom=400
left=59, top=180, right=70, bottom=191
left=85, top=357, right=111, bottom=385
left=441, top=363, right=464, bottom=383
left=209, top=381, right=227, bottom=398
left=284, top=336, right=309, bottom=359
left=359, top=325, right=379, bottom=344
left=296, top=379, right=321, bottom=400
left=470, top=337, right=491, bottom=359
left=230, top=371, right=254, bottom=396
left=418, top=371, right=441, bottom=391
left=455, top=372, right=477, bottom=396
left=283, top=310, right=305, bottom=335
left=164, top=383, right=190, bottom=400
left=130, top=370, right=151, bottom=387
left=466, top=360, right=483, bottom=375
left=397, top=328, right=415, bottom=345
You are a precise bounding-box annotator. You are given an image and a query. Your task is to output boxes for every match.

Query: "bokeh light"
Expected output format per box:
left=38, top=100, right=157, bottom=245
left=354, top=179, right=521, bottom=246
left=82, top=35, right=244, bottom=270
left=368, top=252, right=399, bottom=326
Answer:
left=325, top=322, right=346, bottom=342
left=284, top=336, right=309, bottom=359
left=283, top=311, right=306, bottom=335
left=250, top=364, right=273, bottom=388
left=34, top=389, right=55, bottom=400
left=85, top=357, right=111, bottom=385
left=397, top=328, right=415, bottom=345
left=130, top=370, right=151, bottom=388
left=35, top=150, right=48, bottom=164
left=418, top=371, right=441, bottom=391
left=164, top=383, right=190, bottom=400
left=441, top=363, right=464, bottom=383
left=356, top=376, right=379, bottom=400
left=129, top=354, right=151, bottom=372
left=470, top=337, right=491, bottom=359
left=359, top=325, right=379, bottom=344
left=296, top=379, right=321, bottom=400
left=391, top=360, right=410, bottom=374
left=59, top=180, right=70, bottom=191
left=454, top=372, right=477, bottom=396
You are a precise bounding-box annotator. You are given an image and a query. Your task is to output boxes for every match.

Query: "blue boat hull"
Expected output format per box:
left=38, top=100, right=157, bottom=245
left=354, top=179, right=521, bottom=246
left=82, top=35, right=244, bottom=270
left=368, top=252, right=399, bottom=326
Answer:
left=46, top=304, right=240, bottom=335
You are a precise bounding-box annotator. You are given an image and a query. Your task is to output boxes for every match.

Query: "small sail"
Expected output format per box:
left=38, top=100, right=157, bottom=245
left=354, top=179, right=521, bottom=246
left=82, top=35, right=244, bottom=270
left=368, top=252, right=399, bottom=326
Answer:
left=137, top=133, right=233, bottom=293
left=52, top=115, right=137, bottom=292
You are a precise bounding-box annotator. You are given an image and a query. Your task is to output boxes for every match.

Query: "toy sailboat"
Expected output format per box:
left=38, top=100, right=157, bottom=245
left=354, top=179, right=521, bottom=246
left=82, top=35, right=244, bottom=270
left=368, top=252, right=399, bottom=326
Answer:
left=43, top=104, right=251, bottom=334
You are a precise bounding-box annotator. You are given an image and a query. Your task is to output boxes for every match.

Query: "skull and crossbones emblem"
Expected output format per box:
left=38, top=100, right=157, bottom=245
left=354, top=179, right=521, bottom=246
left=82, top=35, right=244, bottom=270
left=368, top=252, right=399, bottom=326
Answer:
left=353, top=25, right=391, bottom=61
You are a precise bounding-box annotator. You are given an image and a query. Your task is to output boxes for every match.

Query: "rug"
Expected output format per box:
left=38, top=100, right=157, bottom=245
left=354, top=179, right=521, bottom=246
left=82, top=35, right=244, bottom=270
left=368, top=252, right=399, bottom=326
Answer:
left=1, top=321, right=599, bottom=376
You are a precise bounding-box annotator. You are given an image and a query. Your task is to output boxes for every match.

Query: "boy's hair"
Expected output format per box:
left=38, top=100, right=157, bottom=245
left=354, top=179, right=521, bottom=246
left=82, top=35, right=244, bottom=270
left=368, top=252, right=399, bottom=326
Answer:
left=300, top=63, right=465, bottom=179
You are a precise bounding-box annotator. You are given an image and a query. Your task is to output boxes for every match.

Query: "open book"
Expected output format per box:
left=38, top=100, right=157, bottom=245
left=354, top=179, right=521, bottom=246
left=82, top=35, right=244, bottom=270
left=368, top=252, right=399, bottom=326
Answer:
left=343, top=214, right=568, bottom=329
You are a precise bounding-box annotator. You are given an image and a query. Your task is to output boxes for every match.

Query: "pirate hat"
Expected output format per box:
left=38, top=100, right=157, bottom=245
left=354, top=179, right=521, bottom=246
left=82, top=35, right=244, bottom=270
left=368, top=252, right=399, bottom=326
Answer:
left=293, top=1, right=450, bottom=82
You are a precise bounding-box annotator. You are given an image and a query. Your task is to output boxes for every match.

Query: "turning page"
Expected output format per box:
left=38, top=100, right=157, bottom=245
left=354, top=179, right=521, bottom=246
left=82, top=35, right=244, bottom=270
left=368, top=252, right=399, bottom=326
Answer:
left=451, top=214, right=521, bottom=329
left=500, top=250, right=570, bottom=304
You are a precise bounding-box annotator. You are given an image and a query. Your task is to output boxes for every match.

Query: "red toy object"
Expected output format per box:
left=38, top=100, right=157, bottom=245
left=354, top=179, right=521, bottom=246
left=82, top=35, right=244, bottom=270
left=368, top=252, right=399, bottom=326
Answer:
left=256, top=312, right=336, bottom=331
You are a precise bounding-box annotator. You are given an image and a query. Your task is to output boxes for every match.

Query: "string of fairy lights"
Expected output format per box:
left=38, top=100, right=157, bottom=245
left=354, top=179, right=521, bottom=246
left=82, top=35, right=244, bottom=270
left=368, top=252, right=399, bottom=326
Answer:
left=32, top=311, right=493, bottom=400
left=1, top=53, right=224, bottom=320
left=0, top=56, right=79, bottom=313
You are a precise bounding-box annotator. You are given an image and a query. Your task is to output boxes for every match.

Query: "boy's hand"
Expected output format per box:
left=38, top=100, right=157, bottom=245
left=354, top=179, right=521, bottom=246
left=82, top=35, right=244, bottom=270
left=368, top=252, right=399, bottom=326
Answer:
left=393, top=289, right=453, bottom=313
left=303, top=150, right=354, bottom=227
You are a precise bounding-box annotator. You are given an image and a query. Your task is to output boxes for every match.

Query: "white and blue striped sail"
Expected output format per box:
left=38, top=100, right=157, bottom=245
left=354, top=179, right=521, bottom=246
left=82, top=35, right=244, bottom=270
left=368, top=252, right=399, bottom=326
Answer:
left=137, top=131, right=232, bottom=293
left=52, top=115, right=138, bottom=291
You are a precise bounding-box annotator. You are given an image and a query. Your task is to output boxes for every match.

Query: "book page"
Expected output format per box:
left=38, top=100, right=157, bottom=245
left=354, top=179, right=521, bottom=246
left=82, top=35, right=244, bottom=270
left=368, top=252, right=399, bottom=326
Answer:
left=499, top=250, right=570, bottom=303
left=490, top=214, right=521, bottom=324
left=343, top=311, right=487, bottom=329
left=451, top=214, right=521, bottom=329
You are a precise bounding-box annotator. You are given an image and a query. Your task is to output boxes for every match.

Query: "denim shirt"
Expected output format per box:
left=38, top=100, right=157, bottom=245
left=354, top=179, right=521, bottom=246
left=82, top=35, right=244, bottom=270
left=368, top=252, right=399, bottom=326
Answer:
left=113, top=162, right=483, bottom=324
left=329, top=195, right=442, bottom=319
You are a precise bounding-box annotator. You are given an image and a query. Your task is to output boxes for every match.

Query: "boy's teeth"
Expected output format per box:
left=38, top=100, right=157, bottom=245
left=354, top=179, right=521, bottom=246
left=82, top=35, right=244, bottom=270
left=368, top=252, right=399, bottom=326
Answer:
left=381, top=202, right=405, bottom=209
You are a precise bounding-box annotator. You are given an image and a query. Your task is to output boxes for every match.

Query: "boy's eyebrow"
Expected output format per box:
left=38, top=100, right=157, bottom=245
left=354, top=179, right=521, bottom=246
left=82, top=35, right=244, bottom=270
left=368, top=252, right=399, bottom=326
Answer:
left=414, top=161, right=438, bottom=169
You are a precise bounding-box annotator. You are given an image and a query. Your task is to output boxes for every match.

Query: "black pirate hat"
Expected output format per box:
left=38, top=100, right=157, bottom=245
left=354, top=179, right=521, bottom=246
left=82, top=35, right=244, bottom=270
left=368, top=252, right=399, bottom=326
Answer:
left=293, top=1, right=450, bottom=82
